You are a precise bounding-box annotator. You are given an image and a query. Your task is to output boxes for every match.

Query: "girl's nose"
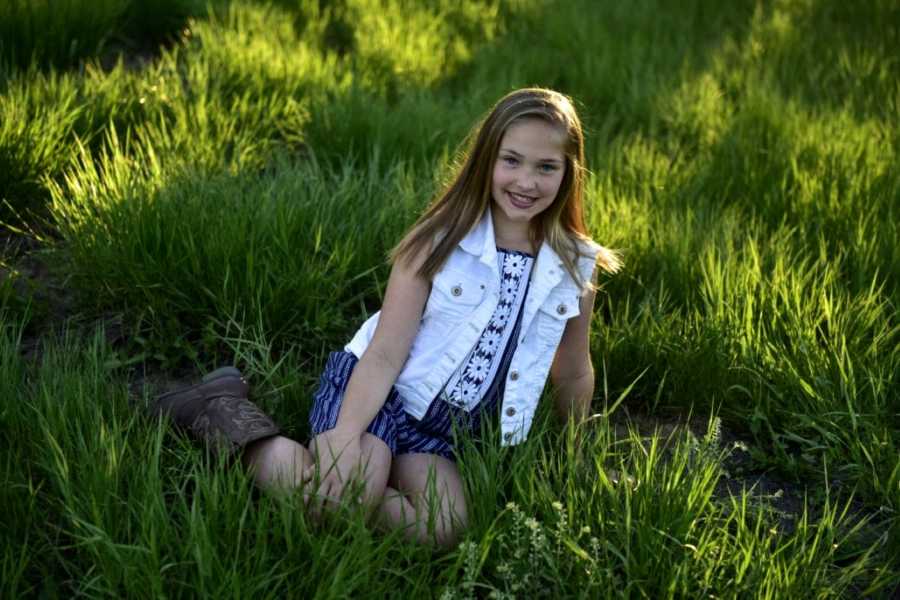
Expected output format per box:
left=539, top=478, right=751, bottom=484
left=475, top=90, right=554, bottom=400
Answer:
left=518, top=174, right=538, bottom=191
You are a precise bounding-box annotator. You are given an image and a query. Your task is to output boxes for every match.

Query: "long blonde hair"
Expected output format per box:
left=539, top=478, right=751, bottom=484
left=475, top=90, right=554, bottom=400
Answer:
left=391, top=88, right=621, bottom=288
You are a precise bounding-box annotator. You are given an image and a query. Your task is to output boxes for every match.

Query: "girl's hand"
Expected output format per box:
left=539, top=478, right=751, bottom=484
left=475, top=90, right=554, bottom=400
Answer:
left=307, top=428, right=364, bottom=515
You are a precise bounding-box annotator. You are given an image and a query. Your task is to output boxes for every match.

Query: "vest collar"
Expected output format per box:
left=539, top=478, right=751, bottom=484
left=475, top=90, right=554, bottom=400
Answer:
left=458, top=207, right=497, bottom=269
left=459, top=208, right=567, bottom=278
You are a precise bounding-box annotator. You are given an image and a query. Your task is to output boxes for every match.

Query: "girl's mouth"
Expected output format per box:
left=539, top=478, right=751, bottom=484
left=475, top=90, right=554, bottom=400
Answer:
left=507, top=191, right=537, bottom=209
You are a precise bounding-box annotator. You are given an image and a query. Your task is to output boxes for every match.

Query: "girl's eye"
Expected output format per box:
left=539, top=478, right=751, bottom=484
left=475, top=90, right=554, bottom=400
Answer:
left=539, top=164, right=559, bottom=173
left=502, top=156, right=518, bottom=166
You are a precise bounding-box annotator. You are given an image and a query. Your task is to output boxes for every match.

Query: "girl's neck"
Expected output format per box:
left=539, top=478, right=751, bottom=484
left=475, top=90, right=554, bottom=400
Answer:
left=491, top=205, right=537, bottom=254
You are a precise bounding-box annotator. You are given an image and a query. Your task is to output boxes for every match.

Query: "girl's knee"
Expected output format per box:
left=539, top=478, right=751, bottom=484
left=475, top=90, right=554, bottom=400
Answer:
left=243, top=435, right=313, bottom=491
left=434, top=511, right=467, bottom=549
left=424, top=493, right=468, bottom=549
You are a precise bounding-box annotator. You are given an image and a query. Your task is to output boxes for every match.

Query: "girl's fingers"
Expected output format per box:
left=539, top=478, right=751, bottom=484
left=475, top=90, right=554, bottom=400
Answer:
left=302, top=454, right=358, bottom=517
left=324, top=478, right=345, bottom=506
left=300, top=465, right=314, bottom=484
left=310, top=480, right=331, bottom=519
left=317, top=479, right=330, bottom=500
left=326, top=479, right=343, bottom=507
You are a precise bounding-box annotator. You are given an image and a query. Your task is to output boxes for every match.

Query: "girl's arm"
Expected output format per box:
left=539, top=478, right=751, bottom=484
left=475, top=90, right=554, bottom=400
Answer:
left=308, top=251, right=430, bottom=507
left=334, top=253, right=431, bottom=434
left=549, top=264, right=599, bottom=423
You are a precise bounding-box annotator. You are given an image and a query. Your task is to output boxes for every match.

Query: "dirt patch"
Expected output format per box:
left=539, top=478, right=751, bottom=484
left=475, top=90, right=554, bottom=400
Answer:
left=2, top=231, right=124, bottom=359
left=2, top=231, right=201, bottom=423
left=3, top=234, right=72, bottom=357
left=607, top=407, right=875, bottom=535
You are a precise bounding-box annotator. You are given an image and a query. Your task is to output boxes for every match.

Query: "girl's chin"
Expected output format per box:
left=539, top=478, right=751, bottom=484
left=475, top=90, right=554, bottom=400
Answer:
left=497, top=206, right=537, bottom=223
left=492, top=197, right=546, bottom=224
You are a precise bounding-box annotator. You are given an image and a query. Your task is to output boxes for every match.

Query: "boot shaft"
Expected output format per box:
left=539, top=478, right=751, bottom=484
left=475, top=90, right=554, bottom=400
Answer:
left=152, top=368, right=279, bottom=458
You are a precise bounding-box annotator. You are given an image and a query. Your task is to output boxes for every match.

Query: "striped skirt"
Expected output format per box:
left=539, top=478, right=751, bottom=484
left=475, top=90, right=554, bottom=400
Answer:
left=308, top=350, right=502, bottom=461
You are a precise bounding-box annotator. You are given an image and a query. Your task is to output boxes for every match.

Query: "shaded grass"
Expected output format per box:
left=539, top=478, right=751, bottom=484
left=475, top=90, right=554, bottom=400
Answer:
left=0, top=0, right=201, bottom=71
left=0, top=318, right=449, bottom=597
left=1, top=317, right=895, bottom=597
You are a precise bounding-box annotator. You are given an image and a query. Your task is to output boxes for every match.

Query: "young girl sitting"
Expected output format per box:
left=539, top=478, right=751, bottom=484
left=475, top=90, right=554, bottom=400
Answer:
left=153, top=87, right=621, bottom=548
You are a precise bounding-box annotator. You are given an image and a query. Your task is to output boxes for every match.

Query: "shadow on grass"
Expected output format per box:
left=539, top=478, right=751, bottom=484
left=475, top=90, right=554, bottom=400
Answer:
left=0, top=0, right=202, bottom=72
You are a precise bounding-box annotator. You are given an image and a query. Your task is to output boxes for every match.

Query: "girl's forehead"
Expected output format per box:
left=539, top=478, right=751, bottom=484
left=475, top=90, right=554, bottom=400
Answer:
left=499, top=119, right=567, bottom=158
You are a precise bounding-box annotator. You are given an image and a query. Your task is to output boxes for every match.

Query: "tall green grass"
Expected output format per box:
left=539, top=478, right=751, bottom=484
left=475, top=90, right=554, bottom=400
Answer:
left=3, top=0, right=899, bottom=594
left=0, top=71, right=83, bottom=225
left=1, top=0, right=499, bottom=222
left=50, top=138, right=423, bottom=363
left=1, top=316, right=895, bottom=596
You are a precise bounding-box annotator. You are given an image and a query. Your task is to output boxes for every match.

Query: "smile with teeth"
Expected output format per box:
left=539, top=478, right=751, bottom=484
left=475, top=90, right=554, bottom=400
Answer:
left=507, top=191, right=538, bottom=209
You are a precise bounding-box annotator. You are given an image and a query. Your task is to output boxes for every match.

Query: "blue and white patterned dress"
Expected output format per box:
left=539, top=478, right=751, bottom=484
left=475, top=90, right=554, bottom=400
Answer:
left=440, top=248, right=533, bottom=409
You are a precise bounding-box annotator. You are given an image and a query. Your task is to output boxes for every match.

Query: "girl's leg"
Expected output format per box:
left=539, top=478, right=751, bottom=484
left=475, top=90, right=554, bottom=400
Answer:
left=308, top=431, right=392, bottom=514
left=243, top=433, right=392, bottom=512
left=242, top=435, right=315, bottom=491
left=378, top=453, right=468, bottom=548
left=153, top=364, right=393, bottom=513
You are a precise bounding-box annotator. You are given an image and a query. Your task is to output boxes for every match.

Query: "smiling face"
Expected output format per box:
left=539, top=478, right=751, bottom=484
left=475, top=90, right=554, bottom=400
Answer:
left=491, top=118, right=568, bottom=234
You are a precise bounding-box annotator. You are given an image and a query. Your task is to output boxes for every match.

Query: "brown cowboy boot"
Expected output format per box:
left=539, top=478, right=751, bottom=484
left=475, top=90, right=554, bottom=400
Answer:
left=152, top=366, right=280, bottom=458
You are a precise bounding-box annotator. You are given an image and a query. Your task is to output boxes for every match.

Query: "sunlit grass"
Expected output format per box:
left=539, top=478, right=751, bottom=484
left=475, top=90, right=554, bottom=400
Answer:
left=2, top=0, right=899, bottom=595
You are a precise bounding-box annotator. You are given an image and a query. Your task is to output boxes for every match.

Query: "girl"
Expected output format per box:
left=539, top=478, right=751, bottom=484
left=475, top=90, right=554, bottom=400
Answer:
left=153, top=87, right=621, bottom=548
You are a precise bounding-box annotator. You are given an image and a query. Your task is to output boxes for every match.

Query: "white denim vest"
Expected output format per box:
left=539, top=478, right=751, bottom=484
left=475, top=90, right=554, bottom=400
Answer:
left=346, top=209, right=600, bottom=446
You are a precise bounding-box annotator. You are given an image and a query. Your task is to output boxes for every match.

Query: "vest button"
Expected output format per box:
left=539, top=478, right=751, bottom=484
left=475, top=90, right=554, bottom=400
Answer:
left=505, top=407, right=516, bottom=417
left=503, top=432, right=513, bottom=441
left=556, top=304, right=567, bottom=315
left=509, top=371, right=519, bottom=381
left=451, top=285, right=462, bottom=297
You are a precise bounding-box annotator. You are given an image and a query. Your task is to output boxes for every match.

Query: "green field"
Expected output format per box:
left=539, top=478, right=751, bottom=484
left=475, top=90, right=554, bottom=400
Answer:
left=2, top=0, right=898, bottom=596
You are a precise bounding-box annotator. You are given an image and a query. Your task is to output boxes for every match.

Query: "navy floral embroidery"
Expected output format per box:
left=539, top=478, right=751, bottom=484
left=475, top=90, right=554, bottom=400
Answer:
left=441, top=248, right=534, bottom=409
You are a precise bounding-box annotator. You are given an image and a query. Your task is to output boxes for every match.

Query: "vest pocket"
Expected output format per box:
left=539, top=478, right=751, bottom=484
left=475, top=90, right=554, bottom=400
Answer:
left=536, top=288, right=581, bottom=343
left=426, top=269, right=486, bottom=322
